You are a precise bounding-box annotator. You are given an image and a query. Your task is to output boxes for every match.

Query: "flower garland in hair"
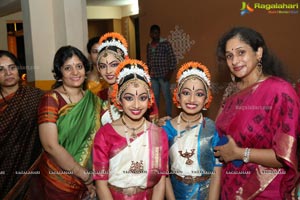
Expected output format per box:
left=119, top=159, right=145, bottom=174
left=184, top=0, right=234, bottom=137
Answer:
left=110, top=59, right=155, bottom=109
left=97, top=32, right=129, bottom=58
left=173, top=61, right=213, bottom=109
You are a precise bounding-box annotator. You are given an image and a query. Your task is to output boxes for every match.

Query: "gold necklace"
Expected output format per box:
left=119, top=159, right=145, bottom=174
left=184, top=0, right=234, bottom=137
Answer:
left=180, top=113, right=202, bottom=130
left=107, top=100, right=115, bottom=122
left=62, top=85, right=84, bottom=103
left=176, top=112, right=203, bottom=165
left=121, top=116, right=146, bottom=139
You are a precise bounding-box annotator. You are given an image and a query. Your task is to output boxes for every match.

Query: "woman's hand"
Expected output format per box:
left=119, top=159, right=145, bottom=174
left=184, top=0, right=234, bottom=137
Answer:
left=214, top=135, right=243, bottom=163
left=86, top=183, right=96, bottom=199
left=157, top=116, right=172, bottom=127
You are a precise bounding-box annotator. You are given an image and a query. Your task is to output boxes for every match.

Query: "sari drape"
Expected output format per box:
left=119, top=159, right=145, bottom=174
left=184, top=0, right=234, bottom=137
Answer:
left=163, top=118, right=221, bottom=200
left=93, top=123, right=168, bottom=199
left=0, top=86, right=43, bottom=199
left=216, top=76, right=300, bottom=199
left=37, top=90, right=101, bottom=199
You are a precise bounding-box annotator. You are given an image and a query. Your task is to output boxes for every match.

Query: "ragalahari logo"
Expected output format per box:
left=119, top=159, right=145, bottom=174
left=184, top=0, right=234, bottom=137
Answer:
left=241, top=2, right=254, bottom=15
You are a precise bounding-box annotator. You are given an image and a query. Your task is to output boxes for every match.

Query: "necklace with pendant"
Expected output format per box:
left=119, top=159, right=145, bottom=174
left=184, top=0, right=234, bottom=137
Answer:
left=176, top=112, right=202, bottom=165
left=122, top=116, right=147, bottom=173
left=180, top=113, right=202, bottom=131
left=121, top=116, right=145, bottom=139
left=62, top=85, right=84, bottom=104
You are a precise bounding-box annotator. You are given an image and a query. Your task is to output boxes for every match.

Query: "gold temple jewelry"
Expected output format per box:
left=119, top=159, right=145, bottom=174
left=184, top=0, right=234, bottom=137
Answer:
left=176, top=112, right=203, bottom=165
left=121, top=116, right=145, bottom=138
left=180, top=113, right=202, bottom=131
left=107, top=100, right=115, bottom=122
left=178, top=149, right=196, bottom=165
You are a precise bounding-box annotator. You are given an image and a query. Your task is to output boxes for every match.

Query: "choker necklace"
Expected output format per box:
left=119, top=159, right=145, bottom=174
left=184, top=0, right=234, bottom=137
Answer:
left=180, top=113, right=202, bottom=130
left=62, top=85, right=84, bottom=104
left=0, top=89, right=8, bottom=104
left=121, top=116, right=146, bottom=139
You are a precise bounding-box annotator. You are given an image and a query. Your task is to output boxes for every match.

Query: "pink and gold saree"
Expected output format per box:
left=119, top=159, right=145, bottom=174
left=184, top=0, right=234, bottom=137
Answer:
left=216, top=76, right=299, bottom=199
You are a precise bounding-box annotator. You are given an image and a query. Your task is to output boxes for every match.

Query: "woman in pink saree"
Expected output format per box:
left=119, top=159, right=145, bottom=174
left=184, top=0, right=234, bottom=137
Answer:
left=214, top=27, right=299, bottom=199
left=93, top=59, right=168, bottom=199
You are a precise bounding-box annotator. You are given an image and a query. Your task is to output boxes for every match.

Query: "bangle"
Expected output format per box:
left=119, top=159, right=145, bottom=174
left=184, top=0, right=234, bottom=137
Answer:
left=243, top=148, right=251, bottom=163
left=83, top=173, right=93, bottom=185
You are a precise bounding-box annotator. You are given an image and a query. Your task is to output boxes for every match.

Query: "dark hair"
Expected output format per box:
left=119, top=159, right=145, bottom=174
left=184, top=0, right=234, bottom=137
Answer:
left=217, top=27, right=287, bottom=80
left=0, top=50, right=21, bottom=78
left=86, top=36, right=100, bottom=54
left=150, top=24, right=160, bottom=33
left=52, top=45, right=89, bottom=89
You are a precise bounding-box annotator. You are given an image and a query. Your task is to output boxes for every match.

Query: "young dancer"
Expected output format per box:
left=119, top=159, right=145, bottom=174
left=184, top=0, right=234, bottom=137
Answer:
left=93, top=59, right=169, bottom=199
left=96, top=32, right=159, bottom=125
left=163, top=61, right=221, bottom=200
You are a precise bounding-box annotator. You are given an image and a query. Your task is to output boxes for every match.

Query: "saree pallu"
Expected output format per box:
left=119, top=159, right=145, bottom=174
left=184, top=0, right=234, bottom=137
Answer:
left=163, top=118, right=221, bottom=200
left=93, top=123, right=169, bottom=199
left=216, top=76, right=300, bottom=199
left=38, top=90, right=101, bottom=199
left=0, top=86, right=43, bottom=199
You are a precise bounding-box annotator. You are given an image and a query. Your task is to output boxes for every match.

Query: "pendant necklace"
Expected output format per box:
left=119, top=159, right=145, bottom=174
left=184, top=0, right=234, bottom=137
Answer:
left=122, top=116, right=147, bottom=174
left=180, top=112, right=202, bottom=131
left=121, top=116, right=145, bottom=139
left=62, top=85, right=84, bottom=104
left=176, top=112, right=203, bottom=165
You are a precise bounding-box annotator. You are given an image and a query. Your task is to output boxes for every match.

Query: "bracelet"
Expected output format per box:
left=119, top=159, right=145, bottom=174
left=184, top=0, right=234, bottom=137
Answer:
left=83, top=173, right=93, bottom=185
left=243, top=148, right=251, bottom=163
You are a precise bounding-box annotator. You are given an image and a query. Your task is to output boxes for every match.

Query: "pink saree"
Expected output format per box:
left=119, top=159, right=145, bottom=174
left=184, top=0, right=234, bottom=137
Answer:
left=93, top=123, right=168, bottom=199
left=216, top=76, right=299, bottom=199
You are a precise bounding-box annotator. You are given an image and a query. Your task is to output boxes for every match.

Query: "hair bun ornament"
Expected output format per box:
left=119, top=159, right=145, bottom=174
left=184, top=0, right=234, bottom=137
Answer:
left=173, top=61, right=213, bottom=109
left=110, top=59, right=154, bottom=109
left=97, top=32, right=129, bottom=58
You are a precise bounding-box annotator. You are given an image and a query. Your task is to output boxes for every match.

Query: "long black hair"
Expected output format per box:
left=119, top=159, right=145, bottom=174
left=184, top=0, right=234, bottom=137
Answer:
left=52, top=45, right=89, bottom=89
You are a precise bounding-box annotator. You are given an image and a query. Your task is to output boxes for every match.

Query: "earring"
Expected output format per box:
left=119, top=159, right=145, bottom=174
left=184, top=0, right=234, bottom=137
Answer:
left=257, top=58, right=263, bottom=74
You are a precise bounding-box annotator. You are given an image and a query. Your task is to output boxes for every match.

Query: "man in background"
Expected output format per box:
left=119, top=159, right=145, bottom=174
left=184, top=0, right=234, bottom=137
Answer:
left=147, top=24, right=177, bottom=117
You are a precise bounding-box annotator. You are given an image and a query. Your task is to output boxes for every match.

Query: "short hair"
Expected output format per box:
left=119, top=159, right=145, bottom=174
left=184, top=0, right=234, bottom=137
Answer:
left=86, top=36, right=100, bottom=54
left=150, top=24, right=160, bottom=32
left=52, top=45, right=89, bottom=89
